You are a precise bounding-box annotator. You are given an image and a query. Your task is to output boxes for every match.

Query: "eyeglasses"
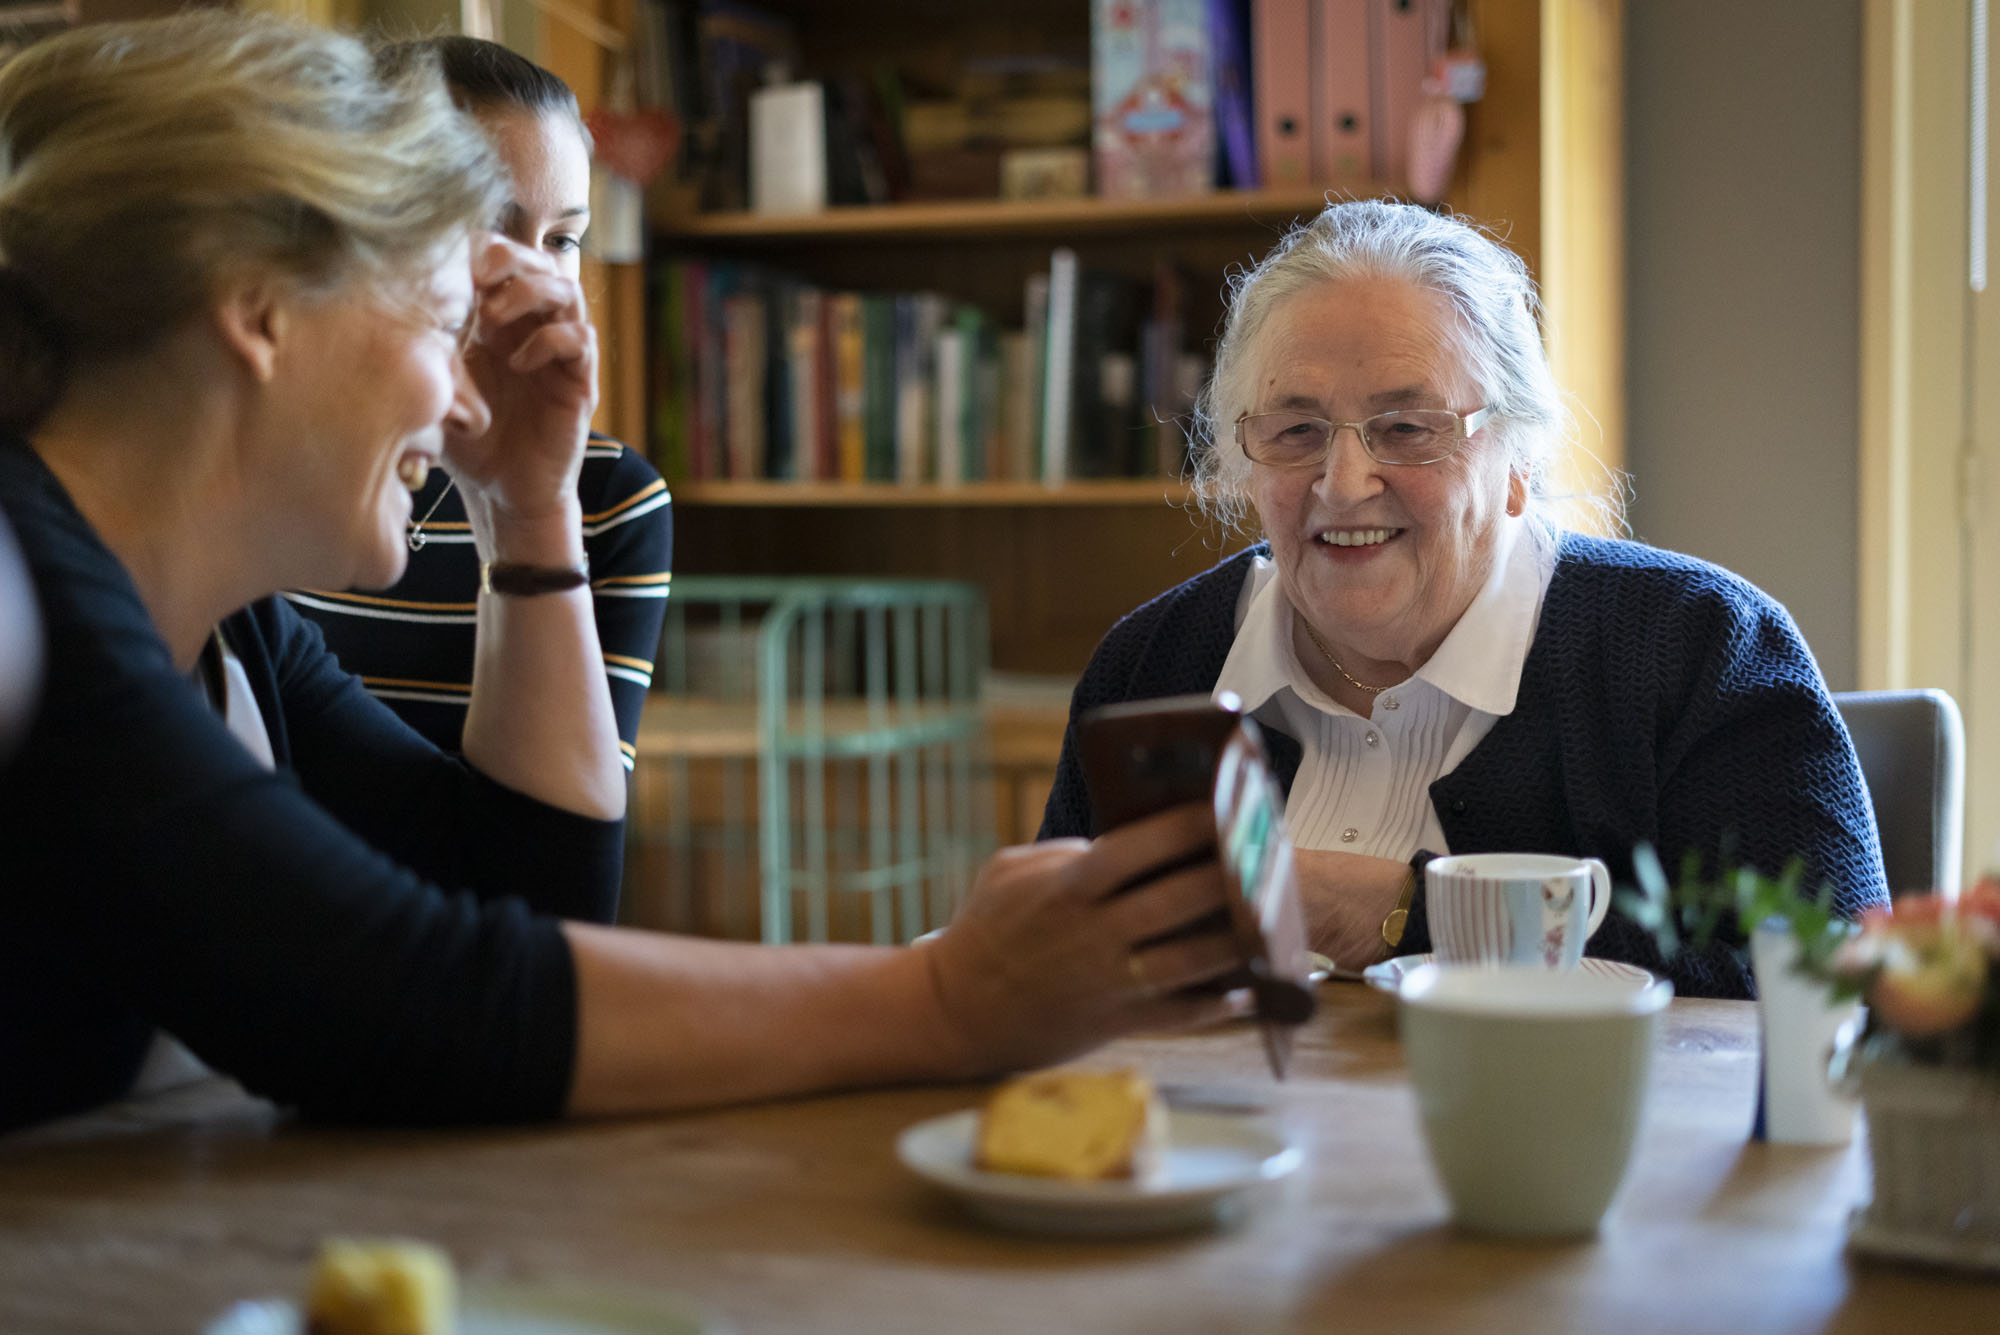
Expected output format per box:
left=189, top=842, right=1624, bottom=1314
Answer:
left=1234, top=406, right=1492, bottom=468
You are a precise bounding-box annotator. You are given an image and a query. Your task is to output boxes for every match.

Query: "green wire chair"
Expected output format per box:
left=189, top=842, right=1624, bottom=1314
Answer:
left=632, top=576, right=994, bottom=945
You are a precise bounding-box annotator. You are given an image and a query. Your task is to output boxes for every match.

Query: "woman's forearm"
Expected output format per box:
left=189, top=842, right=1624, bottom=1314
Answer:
left=561, top=808, right=1251, bottom=1117
left=561, top=925, right=970, bottom=1115
left=459, top=503, right=624, bottom=820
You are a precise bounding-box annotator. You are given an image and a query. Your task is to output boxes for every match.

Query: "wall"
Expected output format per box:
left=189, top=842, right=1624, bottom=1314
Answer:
left=1624, top=0, right=1862, bottom=689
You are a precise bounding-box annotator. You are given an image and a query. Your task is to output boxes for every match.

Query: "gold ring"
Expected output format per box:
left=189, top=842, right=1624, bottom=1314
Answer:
left=1126, top=953, right=1159, bottom=999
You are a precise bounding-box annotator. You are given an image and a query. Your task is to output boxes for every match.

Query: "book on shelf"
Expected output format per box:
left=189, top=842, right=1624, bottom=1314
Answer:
left=761, top=273, right=793, bottom=480
left=996, top=332, right=1036, bottom=482
left=822, top=74, right=900, bottom=206
left=829, top=291, right=866, bottom=481
left=632, top=0, right=701, bottom=126
left=1022, top=273, right=1050, bottom=481
left=782, top=285, right=824, bottom=481
left=1208, top=0, right=1258, bottom=188
left=1311, top=0, right=1372, bottom=181
left=1040, top=247, right=1080, bottom=486
left=812, top=289, right=839, bottom=480
left=933, top=323, right=965, bottom=487
left=1072, top=270, right=1143, bottom=477
left=1253, top=0, right=1312, bottom=188
left=956, top=304, right=997, bottom=482
left=893, top=293, right=947, bottom=484
left=1092, top=0, right=1216, bottom=200
left=861, top=294, right=897, bottom=481
left=721, top=290, right=765, bottom=480
left=651, top=262, right=691, bottom=483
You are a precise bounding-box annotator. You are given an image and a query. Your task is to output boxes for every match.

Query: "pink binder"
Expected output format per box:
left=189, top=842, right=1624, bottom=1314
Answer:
left=1367, top=0, right=1430, bottom=191
left=1310, top=0, right=1371, bottom=182
left=1254, top=0, right=1312, bottom=189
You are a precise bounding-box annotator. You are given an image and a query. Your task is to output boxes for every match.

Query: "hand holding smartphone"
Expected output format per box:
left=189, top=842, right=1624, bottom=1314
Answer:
left=1077, top=693, right=1317, bottom=1077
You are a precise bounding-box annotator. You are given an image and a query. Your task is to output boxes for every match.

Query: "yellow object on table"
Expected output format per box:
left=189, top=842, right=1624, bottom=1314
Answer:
left=304, top=1238, right=455, bottom=1335
left=975, top=1067, right=1164, bottom=1181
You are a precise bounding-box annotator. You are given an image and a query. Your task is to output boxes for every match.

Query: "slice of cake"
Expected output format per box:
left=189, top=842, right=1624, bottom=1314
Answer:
left=304, top=1238, right=455, bottom=1335
left=975, top=1067, right=1165, bottom=1181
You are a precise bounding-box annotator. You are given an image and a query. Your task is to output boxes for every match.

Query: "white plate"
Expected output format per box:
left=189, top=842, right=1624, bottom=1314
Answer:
left=1362, top=953, right=1655, bottom=993
left=206, top=1280, right=720, bottom=1335
left=896, top=1107, right=1301, bottom=1236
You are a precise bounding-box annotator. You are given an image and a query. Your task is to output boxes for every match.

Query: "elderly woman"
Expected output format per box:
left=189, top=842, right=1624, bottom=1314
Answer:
left=0, top=12, right=1242, bottom=1133
left=1040, top=200, right=1888, bottom=999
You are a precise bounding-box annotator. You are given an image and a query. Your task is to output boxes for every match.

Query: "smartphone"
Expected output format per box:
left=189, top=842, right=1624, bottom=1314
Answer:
left=1076, top=693, right=1317, bottom=1077
left=1077, top=692, right=1246, bottom=833
left=1211, top=724, right=1317, bottom=1075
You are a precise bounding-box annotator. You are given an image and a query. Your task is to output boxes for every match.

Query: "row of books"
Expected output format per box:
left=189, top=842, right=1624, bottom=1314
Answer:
left=647, top=254, right=1207, bottom=487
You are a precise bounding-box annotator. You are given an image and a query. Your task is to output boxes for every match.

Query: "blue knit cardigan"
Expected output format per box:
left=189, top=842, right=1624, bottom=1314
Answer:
left=1038, top=533, right=1889, bottom=999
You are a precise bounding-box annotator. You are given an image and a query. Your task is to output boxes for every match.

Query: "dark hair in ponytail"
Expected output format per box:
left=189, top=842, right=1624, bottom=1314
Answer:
left=380, top=35, right=590, bottom=150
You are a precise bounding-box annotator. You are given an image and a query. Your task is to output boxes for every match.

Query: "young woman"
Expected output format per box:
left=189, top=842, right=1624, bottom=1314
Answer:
left=0, top=12, right=1242, bottom=1133
left=289, top=38, right=672, bottom=787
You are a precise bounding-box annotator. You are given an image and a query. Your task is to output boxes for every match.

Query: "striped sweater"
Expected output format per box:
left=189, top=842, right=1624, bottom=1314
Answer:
left=288, top=434, right=672, bottom=771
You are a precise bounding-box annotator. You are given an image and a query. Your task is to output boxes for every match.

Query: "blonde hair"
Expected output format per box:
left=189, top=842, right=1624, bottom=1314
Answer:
left=1190, top=199, right=1594, bottom=534
left=0, top=10, right=507, bottom=431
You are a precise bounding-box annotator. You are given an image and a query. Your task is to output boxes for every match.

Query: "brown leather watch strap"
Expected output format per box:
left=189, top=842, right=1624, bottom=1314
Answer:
left=479, top=560, right=590, bottom=596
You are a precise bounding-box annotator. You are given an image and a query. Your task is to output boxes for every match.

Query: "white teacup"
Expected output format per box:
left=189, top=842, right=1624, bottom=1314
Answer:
left=1399, top=963, right=1673, bottom=1237
left=1425, top=852, right=1611, bottom=969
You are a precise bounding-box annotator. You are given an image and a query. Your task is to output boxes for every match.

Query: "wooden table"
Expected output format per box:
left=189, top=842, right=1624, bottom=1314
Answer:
left=4, top=986, right=1997, bottom=1334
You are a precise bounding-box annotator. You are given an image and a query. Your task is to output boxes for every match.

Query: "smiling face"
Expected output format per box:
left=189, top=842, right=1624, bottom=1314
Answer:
left=267, top=234, right=484, bottom=590
left=476, top=104, right=591, bottom=279
left=1243, top=276, right=1523, bottom=674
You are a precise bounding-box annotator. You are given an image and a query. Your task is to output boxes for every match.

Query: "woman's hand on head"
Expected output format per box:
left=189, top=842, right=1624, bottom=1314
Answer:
left=919, top=803, right=1242, bottom=1076
left=445, top=233, right=598, bottom=558
left=1291, top=848, right=1414, bottom=971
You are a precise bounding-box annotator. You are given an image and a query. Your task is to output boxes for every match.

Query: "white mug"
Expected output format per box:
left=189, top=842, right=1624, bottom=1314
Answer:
left=1425, top=853, right=1611, bottom=969
left=1399, top=962, right=1673, bottom=1237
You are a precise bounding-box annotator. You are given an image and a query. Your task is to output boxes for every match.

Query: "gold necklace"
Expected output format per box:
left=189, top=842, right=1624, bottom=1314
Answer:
left=405, top=476, right=457, bottom=552
left=1299, top=620, right=1393, bottom=695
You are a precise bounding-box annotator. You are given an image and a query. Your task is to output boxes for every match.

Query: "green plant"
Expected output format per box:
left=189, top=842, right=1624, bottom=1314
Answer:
left=1614, top=842, right=1863, bottom=999
left=1620, top=844, right=2000, bottom=1073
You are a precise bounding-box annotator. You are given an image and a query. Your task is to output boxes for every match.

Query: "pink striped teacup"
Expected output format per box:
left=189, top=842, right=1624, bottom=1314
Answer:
left=1425, top=853, right=1612, bottom=969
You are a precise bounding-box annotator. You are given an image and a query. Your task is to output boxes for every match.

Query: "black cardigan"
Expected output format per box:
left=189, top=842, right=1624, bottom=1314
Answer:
left=1039, top=535, right=1889, bottom=999
left=0, top=442, right=621, bottom=1132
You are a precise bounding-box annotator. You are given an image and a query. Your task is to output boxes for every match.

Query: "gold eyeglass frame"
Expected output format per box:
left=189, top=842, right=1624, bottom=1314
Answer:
left=1234, top=405, right=1493, bottom=468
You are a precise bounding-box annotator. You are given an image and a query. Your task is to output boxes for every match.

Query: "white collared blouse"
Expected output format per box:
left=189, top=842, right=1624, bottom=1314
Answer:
left=1212, top=516, right=1557, bottom=859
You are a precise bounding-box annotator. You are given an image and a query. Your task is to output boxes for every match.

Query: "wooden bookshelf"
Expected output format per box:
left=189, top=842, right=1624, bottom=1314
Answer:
left=544, top=0, right=1622, bottom=681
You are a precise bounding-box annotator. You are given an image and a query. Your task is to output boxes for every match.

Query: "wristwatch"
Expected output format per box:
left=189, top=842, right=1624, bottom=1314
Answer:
left=480, top=558, right=590, bottom=596
left=1381, top=867, right=1418, bottom=949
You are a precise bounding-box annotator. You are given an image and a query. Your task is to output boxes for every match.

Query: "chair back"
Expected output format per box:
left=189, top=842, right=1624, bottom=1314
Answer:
left=1833, top=689, right=1965, bottom=896
left=629, top=576, right=993, bottom=945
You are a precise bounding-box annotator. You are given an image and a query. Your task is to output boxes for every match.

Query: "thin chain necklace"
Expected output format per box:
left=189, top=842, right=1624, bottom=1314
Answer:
left=1299, top=620, right=1393, bottom=695
left=405, top=475, right=457, bottom=552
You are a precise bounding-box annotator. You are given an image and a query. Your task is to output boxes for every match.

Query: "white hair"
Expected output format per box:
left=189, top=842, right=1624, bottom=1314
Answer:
left=1189, top=199, right=1614, bottom=535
